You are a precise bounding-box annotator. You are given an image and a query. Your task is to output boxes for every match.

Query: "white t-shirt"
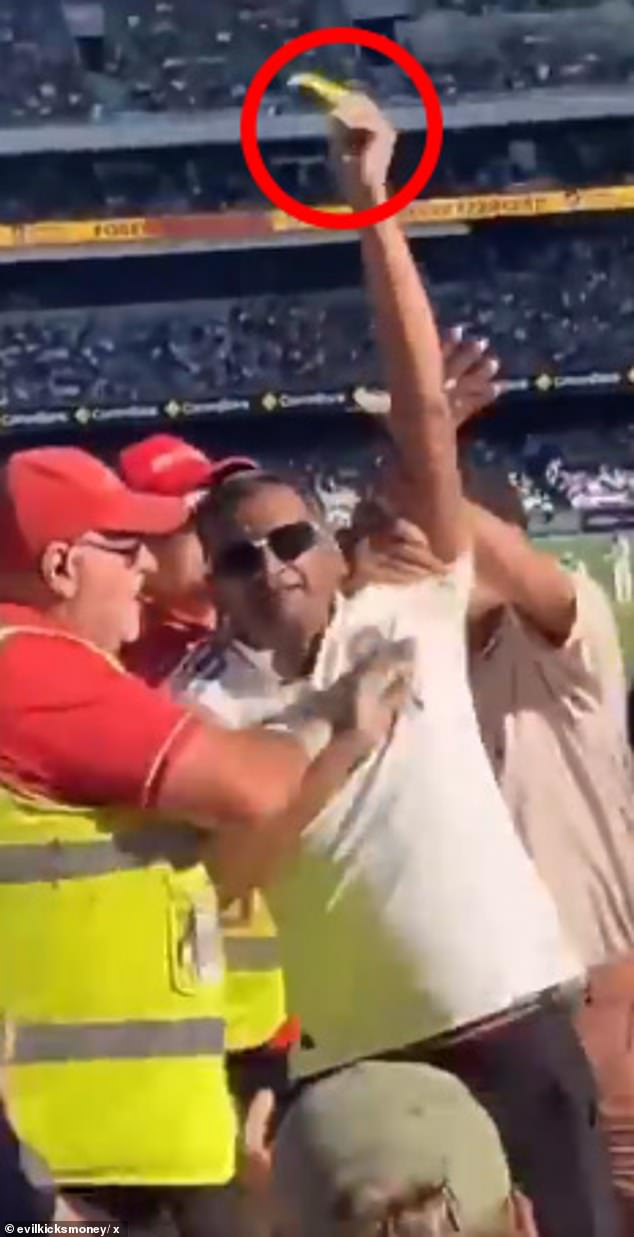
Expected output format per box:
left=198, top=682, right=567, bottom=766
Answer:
left=184, top=557, right=582, bottom=1077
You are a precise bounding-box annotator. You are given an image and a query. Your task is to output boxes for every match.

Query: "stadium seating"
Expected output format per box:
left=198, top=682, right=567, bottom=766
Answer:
left=97, top=0, right=634, bottom=109
left=220, top=423, right=634, bottom=534
left=102, top=0, right=356, bottom=112
left=1, top=117, right=633, bottom=221
left=0, top=0, right=91, bottom=124
left=0, top=0, right=632, bottom=126
left=469, top=422, right=634, bottom=525
left=97, top=0, right=634, bottom=108
left=389, top=2, right=634, bottom=98
left=1, top=225, right=632, bottom=410
left=268, top=423, right=634, bottom=535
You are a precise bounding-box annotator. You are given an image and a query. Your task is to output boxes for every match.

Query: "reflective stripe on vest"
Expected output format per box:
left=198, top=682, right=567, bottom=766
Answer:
left=0, top=626, right=235, bottom=1186
left=222, top=893, right=286, bottom=1052
left=0, top=839, right=145, bottom=883
left=223, top=936, right=281, bottom=972
left=12, top=1017, right=225, bottom=1063
left=0, top=826, right=201, bottom=883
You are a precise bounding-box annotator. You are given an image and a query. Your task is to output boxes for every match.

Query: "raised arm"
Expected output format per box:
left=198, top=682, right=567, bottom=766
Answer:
left=443, top=335, right=577, bottom=645
left=465, top=499, right=576, bottom=645
left=340, top=328, right=574, bottom=645
left=330, top=94, right=465, bottom=562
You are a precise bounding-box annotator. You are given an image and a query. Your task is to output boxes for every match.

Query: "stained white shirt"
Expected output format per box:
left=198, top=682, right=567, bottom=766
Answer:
left=183, top=556, right=582, bottom=1077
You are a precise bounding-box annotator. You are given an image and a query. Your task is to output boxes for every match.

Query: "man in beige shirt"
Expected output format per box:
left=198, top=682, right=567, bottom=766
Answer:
left=356, top=334, right=634, bottom=1226
left=468, top=469, right=634, bottom=1228
left=464, top=461, right=634, bottom=970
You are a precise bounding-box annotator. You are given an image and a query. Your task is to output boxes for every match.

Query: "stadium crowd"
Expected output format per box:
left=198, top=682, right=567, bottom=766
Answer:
left=397, top=1, right=634, bottom=99
left=468, top=424, right=634, bottom=525
left=1, top=0, right=634, bottom=123
left=2, top=90, right=634, bottom=1237
left=2, top=220, right=634, bottom=409
left=3, top=116, right=634, bottom=221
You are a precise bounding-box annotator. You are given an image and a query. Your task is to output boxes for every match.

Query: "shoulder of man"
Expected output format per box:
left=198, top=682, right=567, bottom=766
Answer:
left=0, top=624, right=124, bottom=700
left=337, top=552, right=473, bottom=623
left=511, top=568, right=625, bottom=695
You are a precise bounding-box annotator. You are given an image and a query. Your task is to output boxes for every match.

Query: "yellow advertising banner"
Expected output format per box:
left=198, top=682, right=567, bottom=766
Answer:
left=3, top=184, right=634, bottom=251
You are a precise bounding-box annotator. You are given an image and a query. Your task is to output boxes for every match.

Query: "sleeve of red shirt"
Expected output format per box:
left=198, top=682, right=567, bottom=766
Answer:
left=0, top=633, right=193, bottom=808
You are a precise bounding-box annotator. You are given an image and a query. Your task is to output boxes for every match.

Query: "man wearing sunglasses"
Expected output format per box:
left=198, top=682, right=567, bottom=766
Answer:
left=179, top=95, right=617, bottom=1237
left=0, top=445, right=410, bottom=1236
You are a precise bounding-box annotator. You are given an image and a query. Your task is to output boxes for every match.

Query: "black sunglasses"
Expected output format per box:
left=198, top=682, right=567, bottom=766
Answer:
left=213, top=520, right=320, bottom=578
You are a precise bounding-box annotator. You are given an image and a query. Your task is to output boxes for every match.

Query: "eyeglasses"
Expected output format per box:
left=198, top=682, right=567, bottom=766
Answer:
left=213, top=520, right=320, bottom=579
left=78, top=536, right=145, bottom=566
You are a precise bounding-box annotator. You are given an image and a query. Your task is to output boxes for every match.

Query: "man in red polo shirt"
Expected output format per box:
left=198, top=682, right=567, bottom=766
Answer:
left=0, top=446, right=310, bottom=824
left=119, top=434, right=256, bottom=684
left=0, top=445, right=408, bottom=1234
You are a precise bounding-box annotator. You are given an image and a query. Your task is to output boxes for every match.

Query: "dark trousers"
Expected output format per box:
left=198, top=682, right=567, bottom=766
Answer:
left=227, top=1044, right=290, bottom=1116
left=64, top=1182, right=248, bottom=1237
left=287, top=1004, right=622, bottom=1237
left=416, top=1005, right=622, bottom=1237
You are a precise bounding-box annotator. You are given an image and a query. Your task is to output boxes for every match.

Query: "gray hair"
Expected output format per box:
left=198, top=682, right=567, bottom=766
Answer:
left=195, top=469, right=326, bottom=540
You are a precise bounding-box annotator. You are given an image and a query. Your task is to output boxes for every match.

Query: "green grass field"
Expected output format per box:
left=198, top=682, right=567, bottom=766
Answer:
left=532, top=531, right=634, bottom=667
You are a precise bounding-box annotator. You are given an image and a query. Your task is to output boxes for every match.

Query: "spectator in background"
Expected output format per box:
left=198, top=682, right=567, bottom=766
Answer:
left=120, top=434, right=255, bottom=684
left=606, top=533, right=633, bottom=607
left=270, top=1063, right=540, bottom=1237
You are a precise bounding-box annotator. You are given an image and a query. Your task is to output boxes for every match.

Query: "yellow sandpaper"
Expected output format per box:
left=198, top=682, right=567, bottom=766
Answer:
left=287, top=71, right=352, bottom=108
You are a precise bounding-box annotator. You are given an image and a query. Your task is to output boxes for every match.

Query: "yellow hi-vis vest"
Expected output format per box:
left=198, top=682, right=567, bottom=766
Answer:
left=0, top=627, right=236, bottom=1187
left=222, top=892, right=286, bottom=1053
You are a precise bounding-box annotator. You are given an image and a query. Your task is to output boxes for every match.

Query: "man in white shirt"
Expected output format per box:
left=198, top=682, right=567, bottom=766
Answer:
left=181, top=96, right=619, bottom=1237
left=351, top=335, right=634, bottom=1227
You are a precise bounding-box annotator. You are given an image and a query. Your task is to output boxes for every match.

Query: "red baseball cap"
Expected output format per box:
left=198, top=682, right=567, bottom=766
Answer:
left=118, top=434, right=257, bottom=499
left=0, top=447, right=187, bottom=571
